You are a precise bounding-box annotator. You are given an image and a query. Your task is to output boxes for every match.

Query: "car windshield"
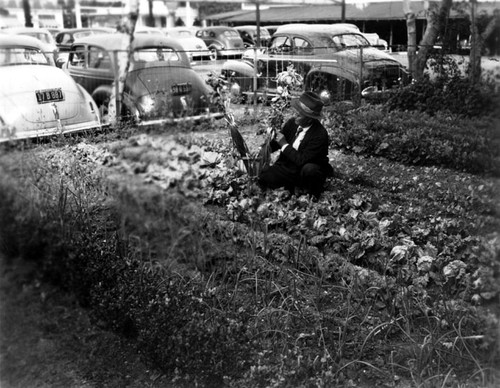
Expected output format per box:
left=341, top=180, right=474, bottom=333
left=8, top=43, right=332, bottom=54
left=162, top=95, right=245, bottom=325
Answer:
left=132, top=47, right=180, bottom=62
left=0, top=46, right=50, bottom=66
left=331, top=33, right=370, bottom=49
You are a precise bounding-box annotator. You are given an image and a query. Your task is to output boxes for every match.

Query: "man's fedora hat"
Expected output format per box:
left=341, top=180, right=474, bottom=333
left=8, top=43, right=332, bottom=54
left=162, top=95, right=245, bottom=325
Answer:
left=291, top=91, right=324, bottom=120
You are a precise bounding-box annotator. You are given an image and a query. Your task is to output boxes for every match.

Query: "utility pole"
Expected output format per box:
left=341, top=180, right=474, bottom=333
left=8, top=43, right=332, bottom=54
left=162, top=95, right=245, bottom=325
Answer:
left=22, top=0, right=33, bottom=27
left=75, top=0, right=82, bottom=28
left=147, top=0, right=155, bottom=26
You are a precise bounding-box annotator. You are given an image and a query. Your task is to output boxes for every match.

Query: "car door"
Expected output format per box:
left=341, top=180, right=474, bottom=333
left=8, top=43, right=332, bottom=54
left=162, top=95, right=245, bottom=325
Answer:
left=65, top=44, right=88, bottom=89
left=87, top=45, right=113, bottom=89
left=266, top=35, right=293, bottom=85
left=290, top=36, right=314, bottom=76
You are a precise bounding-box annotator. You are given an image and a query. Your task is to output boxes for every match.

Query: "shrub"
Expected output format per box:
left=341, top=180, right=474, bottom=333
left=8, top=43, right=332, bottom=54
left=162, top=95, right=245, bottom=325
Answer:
left=386, top=75, right=500, bottom=118
left=325, top=105, right=500, bottom=176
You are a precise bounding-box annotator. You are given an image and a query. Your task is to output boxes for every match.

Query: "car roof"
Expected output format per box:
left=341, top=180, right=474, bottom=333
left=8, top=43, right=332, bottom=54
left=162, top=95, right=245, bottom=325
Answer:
left=135, top=26, right=163, bottom=33
left=57, top=27, right=115, bottom=34
left=198, top=26, right=237, bottom=32
left=72, top=32, right=184, bottom=51
left=0, top=34, right=46, bottom=49
left=164, top=27, right=196, bottom=33
left=4, top=26, right=52, bottom=34
left=275, top=23, right=360, bottom=34
left=236, top=25, right=268, bottom=30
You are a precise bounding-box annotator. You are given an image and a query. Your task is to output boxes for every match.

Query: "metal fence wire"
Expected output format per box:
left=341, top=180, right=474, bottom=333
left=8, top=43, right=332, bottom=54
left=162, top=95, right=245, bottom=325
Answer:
left=1, top=42, right=491, bottom=133
left=219, top=45, right=410, bottom=104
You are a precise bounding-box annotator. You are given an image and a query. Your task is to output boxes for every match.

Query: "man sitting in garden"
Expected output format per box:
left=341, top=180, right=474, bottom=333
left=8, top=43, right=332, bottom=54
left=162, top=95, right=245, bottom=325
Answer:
left=258, top=91, right=334, bottom=200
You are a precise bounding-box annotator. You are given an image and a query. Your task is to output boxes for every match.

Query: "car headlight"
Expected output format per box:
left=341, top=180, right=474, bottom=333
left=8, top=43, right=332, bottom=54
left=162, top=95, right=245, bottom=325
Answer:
left=230, top=82, right=241, bottom=96
left=138, top=95, right=155, bottom=114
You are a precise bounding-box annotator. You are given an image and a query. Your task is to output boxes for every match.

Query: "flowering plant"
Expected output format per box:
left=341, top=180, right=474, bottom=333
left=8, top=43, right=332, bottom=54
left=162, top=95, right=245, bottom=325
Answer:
left=267, top=64, right=304, bottom=132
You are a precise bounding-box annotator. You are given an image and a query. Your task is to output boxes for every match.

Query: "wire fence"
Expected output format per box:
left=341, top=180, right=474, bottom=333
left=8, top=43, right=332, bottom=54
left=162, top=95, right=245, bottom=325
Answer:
left=1, top=41, right=498, bottom=132
left=214, top=45, right=410, bottom=104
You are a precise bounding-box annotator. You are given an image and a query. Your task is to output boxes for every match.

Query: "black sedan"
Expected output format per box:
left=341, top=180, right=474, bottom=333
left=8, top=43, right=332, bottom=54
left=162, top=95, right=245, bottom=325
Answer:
left=63, top=33, right=223, bottom=126
left=222, top=23, right=409, bottom=104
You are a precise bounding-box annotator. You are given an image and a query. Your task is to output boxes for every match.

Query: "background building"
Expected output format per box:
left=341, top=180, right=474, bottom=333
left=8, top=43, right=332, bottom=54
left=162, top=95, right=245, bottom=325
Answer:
left=0, top=0, right=63, bottom=28
left=0, top=0, right=200, bottom=29
left=205, top=1, right=499, bottom=53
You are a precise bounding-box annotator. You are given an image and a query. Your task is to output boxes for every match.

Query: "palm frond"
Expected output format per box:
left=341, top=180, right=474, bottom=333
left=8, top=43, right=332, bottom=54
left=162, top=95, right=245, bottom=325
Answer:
left=256, top=136, right=272, bottom=171
left=225, top=113, right=249, bottom=158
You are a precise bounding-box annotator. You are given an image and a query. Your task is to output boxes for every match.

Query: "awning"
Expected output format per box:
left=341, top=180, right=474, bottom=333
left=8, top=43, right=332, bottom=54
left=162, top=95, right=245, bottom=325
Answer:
left=207, top=1, right=500, bottom=23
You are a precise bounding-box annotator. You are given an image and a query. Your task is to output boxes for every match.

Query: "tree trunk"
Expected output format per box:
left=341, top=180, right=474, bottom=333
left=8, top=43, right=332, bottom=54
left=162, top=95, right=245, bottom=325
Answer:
left=469, top=5, right=499, bottom=85
left=404, top=0, right=417, bottom=79
left=414, top=0, right=453, bottom=81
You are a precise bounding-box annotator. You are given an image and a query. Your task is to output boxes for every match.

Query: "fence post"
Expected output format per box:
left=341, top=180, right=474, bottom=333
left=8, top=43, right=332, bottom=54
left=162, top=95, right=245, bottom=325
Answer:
left=113, top=50, right=121, bottom=125
left=253, top=46, right=258, bottom=109
left=359, top=45, right=363, bottom=104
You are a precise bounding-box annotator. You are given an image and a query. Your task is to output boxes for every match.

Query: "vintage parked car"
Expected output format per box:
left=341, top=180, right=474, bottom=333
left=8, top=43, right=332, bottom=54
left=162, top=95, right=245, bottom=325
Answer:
left=222, top=23, right=409, bottom=104
left=195, top=26, right=245, bottom=59
left=4, top=26, right=58, bottom=64
left=163, top=27, right=214, bottom=61
left=263, top=25, right=281, bottom=37
left=362, top=32, right=389, bottom=52
left=0, top=35, right=101, bottom=142
left=235, top=25, right=272, bottom=48
left=134, top=26, right=164, bottom=35
left=63, top=33, right=224, bottom=125
left=54, top=27, right=115, bottom=66
left=55, top=27, right=115, bottom=51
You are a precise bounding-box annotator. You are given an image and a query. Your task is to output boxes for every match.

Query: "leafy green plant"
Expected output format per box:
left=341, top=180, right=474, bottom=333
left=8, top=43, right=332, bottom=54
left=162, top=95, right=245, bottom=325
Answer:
left=386, top=59, right=500, bottom=118
left=324, top=105, right=500, bottom=176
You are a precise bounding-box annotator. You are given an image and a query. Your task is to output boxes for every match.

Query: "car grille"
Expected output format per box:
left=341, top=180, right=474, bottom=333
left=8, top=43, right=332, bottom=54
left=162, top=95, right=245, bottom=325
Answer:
left=366, top=65, right=406, bottom=89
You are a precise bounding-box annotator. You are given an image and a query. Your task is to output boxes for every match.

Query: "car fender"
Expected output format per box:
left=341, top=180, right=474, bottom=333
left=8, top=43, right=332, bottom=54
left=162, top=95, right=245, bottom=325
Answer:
left=222, top=59, right=255, bottom=78
left=221, top=59, right=258, bottom=94
left=305, top=66, right=359, bottom=86
left=75, top=84, right=101, bottom=124
left=208, top=41, right=224, bottom=51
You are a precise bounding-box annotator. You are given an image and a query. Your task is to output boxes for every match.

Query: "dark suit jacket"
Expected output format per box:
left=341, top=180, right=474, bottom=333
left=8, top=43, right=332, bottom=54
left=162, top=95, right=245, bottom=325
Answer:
left=270, top=117, right=333, bottom=176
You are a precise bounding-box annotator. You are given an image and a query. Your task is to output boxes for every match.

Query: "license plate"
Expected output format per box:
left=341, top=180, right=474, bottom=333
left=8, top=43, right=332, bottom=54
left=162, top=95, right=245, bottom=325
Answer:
left=171, top=83, right=192, bottom=96
left=35, top=88, right=64, bottom=104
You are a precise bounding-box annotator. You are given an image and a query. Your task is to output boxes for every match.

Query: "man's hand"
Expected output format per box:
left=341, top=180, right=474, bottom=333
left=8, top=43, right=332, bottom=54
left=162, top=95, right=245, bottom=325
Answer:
left=276, top=133, right=288, bottom=148
left=266, top=127, right=276, bottom=140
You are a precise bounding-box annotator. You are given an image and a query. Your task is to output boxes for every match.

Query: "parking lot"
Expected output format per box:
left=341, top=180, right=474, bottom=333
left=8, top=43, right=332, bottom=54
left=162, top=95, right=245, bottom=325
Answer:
left=2, top=24, right=499, bottom=143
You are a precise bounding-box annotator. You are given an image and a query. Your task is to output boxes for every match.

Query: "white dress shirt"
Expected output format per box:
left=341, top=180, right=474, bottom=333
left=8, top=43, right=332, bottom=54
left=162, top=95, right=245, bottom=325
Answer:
left=292, top=125, right=310, bottom=150
left=281, top=125, right=311, bottom=152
